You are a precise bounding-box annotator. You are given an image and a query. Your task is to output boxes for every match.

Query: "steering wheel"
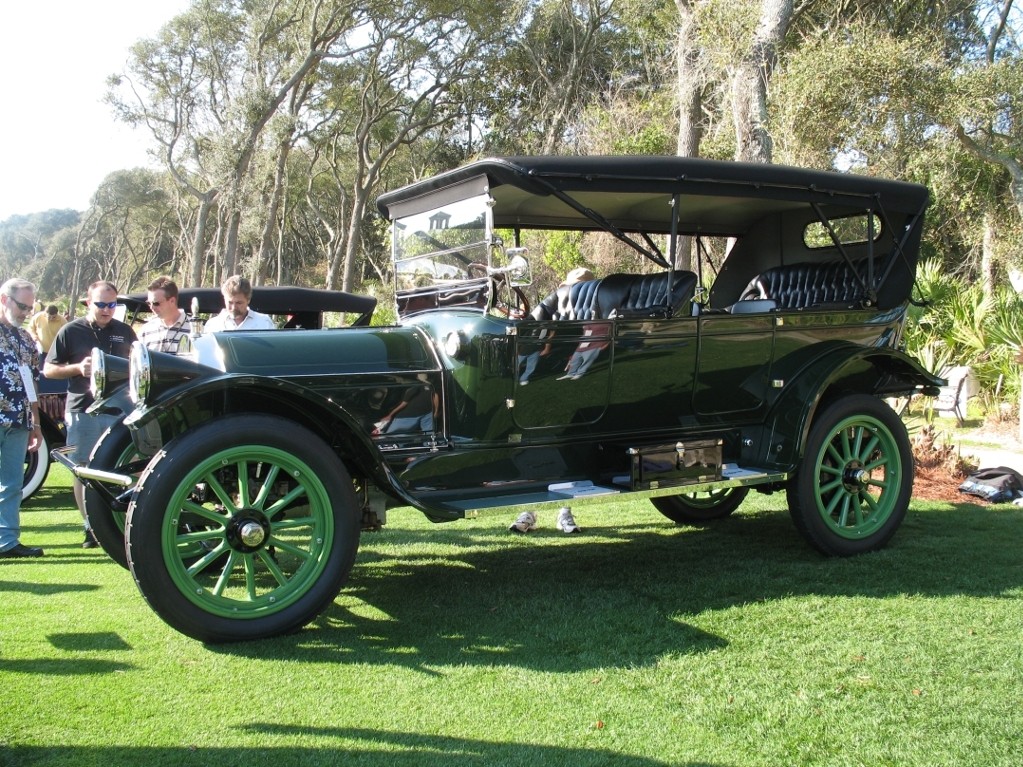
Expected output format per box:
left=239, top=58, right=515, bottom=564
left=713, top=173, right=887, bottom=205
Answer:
left=468, top=263, right=530, bottom=317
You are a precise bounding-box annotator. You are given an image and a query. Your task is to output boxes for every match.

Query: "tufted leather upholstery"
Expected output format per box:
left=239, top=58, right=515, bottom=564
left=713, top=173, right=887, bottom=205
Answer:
left=531, top=278, right=602, bottom=321
left=531, top=271, right=698, bottom=322
left=739, top=260, right=867, bottom=310
left=598, top=271, right=697, bottom=319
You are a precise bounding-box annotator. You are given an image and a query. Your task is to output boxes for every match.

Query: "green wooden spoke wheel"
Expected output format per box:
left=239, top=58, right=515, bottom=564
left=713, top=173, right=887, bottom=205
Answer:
left=787, top=394, right=912, bottom=556
left=126, top=414, right=360, bottom=642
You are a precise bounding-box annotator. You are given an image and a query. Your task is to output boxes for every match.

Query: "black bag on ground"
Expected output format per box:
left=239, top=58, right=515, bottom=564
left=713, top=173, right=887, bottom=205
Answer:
left=957, top=466, right=1023, bottom=503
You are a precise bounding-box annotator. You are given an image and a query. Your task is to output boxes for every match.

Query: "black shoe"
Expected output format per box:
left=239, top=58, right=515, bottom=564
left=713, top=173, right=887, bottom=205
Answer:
left=83, top=530, right=99, bottom=549
left=0, top=543, right=44, bottom=558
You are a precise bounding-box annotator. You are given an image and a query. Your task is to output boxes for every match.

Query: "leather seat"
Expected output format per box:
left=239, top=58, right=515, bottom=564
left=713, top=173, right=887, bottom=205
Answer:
left=598, top=271, right=697, bottom=319
left=739, top=260, right=866, bottom=309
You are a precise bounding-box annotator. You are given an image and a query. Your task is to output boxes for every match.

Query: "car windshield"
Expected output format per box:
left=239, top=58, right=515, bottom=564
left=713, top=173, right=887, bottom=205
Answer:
left=392, top=193, right=490, bottom=292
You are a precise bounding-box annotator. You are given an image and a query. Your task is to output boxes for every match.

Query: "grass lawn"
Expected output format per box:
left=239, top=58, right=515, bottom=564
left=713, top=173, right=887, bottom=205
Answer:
left=2, top=465, right=1022, bottom=766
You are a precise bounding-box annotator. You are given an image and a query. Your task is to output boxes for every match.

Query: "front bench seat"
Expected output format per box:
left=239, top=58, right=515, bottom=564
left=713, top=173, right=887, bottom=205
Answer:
left=598, top=271, right=698, bottom=319
left=531, top=278, right=602, bottom=321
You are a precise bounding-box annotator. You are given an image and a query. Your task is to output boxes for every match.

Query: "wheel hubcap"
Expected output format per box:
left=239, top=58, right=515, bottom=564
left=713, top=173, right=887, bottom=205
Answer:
left=226, top=513, right=270, bottom=552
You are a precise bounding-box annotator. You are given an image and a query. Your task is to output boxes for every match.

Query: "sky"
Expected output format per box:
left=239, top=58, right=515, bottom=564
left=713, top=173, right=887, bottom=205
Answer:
left=0, top=1, right=192, bottom=221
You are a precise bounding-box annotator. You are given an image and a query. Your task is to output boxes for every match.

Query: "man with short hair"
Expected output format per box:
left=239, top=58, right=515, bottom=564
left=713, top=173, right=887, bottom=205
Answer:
left=139, top=276, right=191, bottom=353
left=204, top=275, right=275, bottom=332
left=44, top=281, right=137, bottom=548
left=0, top=278, right=45, bottom=558
left=27, top=304, right=66, bottom=363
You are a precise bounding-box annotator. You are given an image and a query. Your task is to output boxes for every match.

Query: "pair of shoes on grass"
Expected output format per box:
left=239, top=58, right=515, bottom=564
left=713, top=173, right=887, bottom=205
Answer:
left=508, top=507, right=581, bottom=534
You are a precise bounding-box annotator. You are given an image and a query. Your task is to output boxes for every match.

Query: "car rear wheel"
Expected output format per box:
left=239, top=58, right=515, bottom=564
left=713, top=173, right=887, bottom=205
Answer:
left=787, top=394, right=912, bottom=556
left=125, top=414, right=361, bottom=642
left=84, top=423, right=145, bottom=569
left=22, top=432, right=50, bottom=501
left=650, top=487, right=749, bottom=523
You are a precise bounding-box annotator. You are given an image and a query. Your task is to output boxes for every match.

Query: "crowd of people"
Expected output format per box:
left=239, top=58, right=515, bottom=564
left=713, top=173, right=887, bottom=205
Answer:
left=0, top=273, right=279, bottom=557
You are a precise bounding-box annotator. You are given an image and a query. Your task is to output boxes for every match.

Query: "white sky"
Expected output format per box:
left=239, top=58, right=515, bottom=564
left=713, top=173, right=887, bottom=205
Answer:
left=0, top=1, right=192, bottom=221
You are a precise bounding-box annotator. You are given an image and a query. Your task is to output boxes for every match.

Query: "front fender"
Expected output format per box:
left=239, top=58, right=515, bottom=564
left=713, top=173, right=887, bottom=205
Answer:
left=123, top=374, right=423, bottom=509
left=749, top=344, right=943, bottom=470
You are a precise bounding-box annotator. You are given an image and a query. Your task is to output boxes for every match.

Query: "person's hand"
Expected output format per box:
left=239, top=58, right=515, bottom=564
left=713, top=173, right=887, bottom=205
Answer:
left=79, top=356, right=92, bottom=377
left=27, top=425, right=42, bottom=453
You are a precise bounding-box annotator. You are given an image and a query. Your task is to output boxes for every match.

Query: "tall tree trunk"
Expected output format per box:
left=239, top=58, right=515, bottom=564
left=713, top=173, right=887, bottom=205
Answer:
left=675, top=0, right=704, bottom=158
left=730, top=0, right=793, bottom=164
left=981, top=212, right=996, bottom=299
left=190, top=193, right=215, bottom=286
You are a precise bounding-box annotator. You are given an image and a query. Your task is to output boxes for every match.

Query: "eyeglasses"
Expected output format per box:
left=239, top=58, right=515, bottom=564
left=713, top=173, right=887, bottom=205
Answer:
left=92, top=301, right=118, bottom=310
left=148, top=301, right=162, bottom=308
left=6, top=296, right=32, bottom=312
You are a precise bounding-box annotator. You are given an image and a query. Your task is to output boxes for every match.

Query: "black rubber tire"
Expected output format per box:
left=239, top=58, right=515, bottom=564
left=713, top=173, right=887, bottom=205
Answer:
left=22, top=432, right=50, bottom=501
left=650, top=486, right=749, bottom=524
left=786, top=394, right=912, bottom=557
left=84, top=423, right=142, bottom=569
left=125, top=414, right=361, bottom=642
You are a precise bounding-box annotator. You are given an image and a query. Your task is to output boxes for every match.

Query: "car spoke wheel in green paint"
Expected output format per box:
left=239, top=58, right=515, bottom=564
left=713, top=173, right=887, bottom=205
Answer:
left=84, top=423, right=146, bottom=569
left=650, top=486, right=749, bottom=524
left=125, top=414, right=361, bottom=642
left=787, top=394, right=912, bottom=556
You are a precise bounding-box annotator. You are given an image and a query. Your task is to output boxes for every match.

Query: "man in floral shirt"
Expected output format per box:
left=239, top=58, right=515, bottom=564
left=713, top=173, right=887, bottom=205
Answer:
left=0, top=278, right=44, bottom=558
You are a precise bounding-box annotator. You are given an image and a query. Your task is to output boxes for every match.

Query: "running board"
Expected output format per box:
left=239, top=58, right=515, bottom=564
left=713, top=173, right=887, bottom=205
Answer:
left=439, top=465, right=788, bottom=517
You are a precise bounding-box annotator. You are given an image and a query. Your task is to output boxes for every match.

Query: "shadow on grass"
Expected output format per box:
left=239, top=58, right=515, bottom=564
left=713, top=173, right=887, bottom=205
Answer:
left=202, top=500, right=1022, bottom=671
left=0, top=658, right=134, bottom=675
left=0, top=579, right=100, bottom=595
left=4, top=732, right=722, bottom=767
left=3, top=732, right=724, bottom=767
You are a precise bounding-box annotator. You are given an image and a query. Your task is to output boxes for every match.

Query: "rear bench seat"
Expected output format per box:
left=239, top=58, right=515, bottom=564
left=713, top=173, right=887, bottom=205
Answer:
left=736, top=259, right=869, bottom=311
left=531, top=271, right=698, bottom=321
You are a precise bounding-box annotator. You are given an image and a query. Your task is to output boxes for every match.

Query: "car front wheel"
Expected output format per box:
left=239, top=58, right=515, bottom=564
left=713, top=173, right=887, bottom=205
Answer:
left=787, top=394, right=912, bottom=556
left=125, top=414, right=361, bottom=642
left=650, top=486, right=749, bottom=524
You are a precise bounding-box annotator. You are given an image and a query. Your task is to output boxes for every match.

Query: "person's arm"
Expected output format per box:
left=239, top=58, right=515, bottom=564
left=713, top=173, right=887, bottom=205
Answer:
left=27, top=402, right=42, bottom=452
left=44, top=355, right=89, bottom=380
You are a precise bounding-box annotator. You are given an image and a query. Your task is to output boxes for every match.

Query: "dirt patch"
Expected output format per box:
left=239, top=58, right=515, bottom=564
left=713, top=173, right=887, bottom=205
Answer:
left=914, top=464, right=970, bottom=503
left=912, top=424, right=975, bottom=504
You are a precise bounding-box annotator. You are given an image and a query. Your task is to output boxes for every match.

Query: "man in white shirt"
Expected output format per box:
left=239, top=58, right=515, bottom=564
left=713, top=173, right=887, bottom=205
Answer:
left=204, top=275, right=276, bottom=332
left=138, top=276, right=192, bottom=353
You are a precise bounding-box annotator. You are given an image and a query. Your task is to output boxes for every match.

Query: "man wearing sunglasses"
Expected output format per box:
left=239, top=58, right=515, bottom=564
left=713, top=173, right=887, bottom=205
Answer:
left=0, top=278, right=45, bottom=558
left=138, top=276, right=191, bottom=353
left=44, top=281, right=137, bottom=549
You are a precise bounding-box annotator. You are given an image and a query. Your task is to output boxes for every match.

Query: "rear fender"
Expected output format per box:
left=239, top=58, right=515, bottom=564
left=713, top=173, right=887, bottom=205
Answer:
left=747, top=345, right=943, bottom=469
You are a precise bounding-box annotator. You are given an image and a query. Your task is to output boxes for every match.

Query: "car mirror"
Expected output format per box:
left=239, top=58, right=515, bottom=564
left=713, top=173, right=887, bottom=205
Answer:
left=503, top=248, right=531, bottom=286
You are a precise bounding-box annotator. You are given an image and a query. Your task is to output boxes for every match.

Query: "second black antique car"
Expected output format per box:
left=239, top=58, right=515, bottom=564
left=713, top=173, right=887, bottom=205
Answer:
left=68, top=156, right=943, bottom=642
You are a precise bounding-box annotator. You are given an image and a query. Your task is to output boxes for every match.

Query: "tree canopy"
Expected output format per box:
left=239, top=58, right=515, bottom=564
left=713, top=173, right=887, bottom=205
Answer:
left=2, top=0, right=1021, bottom=311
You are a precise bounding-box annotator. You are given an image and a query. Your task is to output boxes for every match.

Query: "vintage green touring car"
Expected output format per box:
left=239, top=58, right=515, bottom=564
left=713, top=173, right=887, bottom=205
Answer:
left=65, top=156, right=943, bottom=642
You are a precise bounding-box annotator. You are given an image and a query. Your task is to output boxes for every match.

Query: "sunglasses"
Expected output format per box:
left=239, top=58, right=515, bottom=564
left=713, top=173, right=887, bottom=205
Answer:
left=92, top=301, right=118, bottom=310
left=7, top=297, right=32, bottom=312
left=148, top=301, right=163, bottom=308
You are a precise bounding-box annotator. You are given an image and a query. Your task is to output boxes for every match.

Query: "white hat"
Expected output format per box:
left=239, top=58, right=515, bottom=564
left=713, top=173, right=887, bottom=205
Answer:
left=563, top=267, right=595, bottom=285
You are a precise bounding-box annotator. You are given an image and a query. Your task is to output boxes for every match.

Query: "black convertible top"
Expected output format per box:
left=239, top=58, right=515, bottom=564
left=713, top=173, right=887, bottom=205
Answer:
left=119, top=286, right=377, bottom=328
left=377, top=156, right=930, bottom=237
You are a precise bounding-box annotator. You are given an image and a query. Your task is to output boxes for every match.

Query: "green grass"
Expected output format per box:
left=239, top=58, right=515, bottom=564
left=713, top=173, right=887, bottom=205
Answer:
left=2, top=466, right=1022, bottom=766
